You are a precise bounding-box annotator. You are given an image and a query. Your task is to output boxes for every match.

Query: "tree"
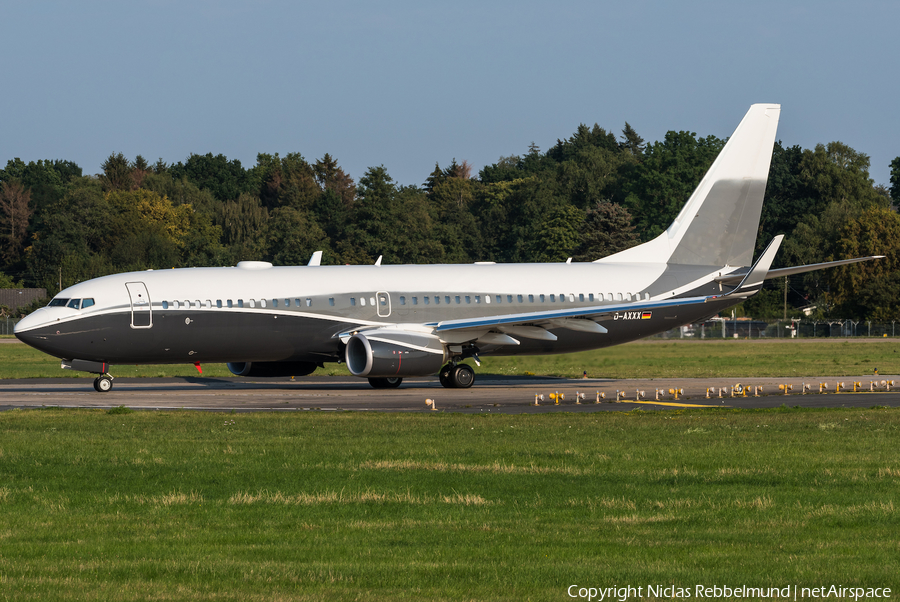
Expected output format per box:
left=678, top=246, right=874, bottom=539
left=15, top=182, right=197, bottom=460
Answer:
left=890, top=156, right=900, bottom=204
left=313, top=153, right=356, bottom=206
left=100, top=152, right=134, bottom=191
left=827, top=206, right=900, bottom=319
left=0, top=180, right=32, bottom=262
left=170, top=153, right=249, bottom=202
left=619, top=122, right=645, bottom=158
left=573, top=201, right=639, bottom=261
left=217, top=193, right=269, bottom=262
left=526, top=204, right=585, bottom=263
left=266, top=207, right=329, bottom=266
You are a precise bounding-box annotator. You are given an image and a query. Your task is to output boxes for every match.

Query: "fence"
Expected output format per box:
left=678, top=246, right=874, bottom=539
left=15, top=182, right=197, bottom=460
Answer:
left=653, top=320, right=900, bottom=340
left=1, top=317, right=22, bottom=336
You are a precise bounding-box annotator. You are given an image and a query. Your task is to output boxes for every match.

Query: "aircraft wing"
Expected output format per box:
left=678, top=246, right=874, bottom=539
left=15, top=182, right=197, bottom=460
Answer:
left=427, top=295, right=714, bottom=343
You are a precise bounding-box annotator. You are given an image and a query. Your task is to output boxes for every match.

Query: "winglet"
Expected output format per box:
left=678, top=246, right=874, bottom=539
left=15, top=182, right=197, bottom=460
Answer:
left=727, top=235, right=783, bottom=297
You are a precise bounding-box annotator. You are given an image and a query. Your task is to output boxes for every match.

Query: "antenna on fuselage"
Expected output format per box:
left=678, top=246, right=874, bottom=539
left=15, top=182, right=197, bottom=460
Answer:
left=308, top=251, right=323, bottom=266
left=374, top=255, right=383, bottom=266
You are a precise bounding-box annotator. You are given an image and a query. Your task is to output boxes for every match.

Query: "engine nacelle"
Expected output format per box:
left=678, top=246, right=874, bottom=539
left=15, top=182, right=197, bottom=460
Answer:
left=345, top=331, right=447, bottom=377
left=226, top=361, right=318, bottom=378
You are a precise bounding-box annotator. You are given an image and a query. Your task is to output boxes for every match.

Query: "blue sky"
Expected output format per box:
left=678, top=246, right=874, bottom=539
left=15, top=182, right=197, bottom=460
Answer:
left=2, top=1, right=896, bottom=188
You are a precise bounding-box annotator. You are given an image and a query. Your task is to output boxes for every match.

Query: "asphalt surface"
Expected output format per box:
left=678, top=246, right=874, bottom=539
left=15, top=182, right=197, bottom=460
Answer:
left=2, top=374, right=900, bottom=413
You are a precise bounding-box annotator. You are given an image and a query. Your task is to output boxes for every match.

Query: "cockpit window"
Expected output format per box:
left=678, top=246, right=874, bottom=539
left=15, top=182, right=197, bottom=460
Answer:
left=48, top=297, right=95, bottom=309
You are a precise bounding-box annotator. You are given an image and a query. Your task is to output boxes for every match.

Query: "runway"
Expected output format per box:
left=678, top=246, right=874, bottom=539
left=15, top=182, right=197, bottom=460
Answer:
left=1, top=374, right=899, bottom=413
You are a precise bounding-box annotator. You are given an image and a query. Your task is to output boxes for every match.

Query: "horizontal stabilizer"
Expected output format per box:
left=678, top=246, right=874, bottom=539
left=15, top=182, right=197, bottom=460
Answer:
left=715, top=255, right=886, bottom=285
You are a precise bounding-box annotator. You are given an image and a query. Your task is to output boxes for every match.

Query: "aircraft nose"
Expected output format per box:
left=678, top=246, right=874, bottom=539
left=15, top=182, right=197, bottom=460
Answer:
left=14, top=309, right=48, bottom=338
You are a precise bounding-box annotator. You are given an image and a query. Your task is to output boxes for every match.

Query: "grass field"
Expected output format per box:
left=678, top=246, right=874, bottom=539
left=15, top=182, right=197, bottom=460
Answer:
left=1, top=338, right=899, bottom=379
left=0, top=407, right=898, bottom=600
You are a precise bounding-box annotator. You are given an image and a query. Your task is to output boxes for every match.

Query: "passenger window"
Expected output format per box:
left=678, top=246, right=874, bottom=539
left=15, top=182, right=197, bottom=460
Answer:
left=351, top=298, right=357, bottom=306
left=434, top=296, right=440, bottom=304
left=260, top=299, right=266, bottom=308
left=82, top=298, right=95, bottom=309
left=195, top=300, right=201, bottom=308
left=625, top=293, right=632, bottom=301
left=645, top=292, right=650, bottom=300
left=455, top=296, right=461, bottom=304
left=249, top=299, right=256, bottom=308
left=216, top=300, right=222, bottom=308
left=173, top=301, right=180, bottom=310
left=412, top=297, right=418, bottom=305
left=550, top=294, right=556, bottom=302
left=367, top=297, right=374, bottom=306
left=204, top=300, right=211, bottom=309
left=307, top=298, right=313, bottom=307
left=272, top=299, right=278, bottom=308
left=238, top=299, right=244, bottom=308
left=284, top=298, right=291, bottom=307
left=360, top=297, right=366, bottom=306
left=528, top=295, right=534, bottom=303
left=444, top=296, right=451, bottom=304
left=507, top=295, right=512, bottom=303
left=329, top=298, right=335, bottom=306
left=399, top=296, right=406, bottom=305
left=569, top=294, right=575, bottom=302
left=540, top=294, right=545, bottom=302
left=162, top=301, right=169, bottom=310
left=475, top=295, right=481, bottom=304
left=227, top=300, right=233, bottom=308
left=579, top=294, right=584, bottom=302
left=616, top=293, right=623, bottom=301
left=517, top=295, right=523, bottom=303
left=588, top=294, right=594, bottom=302
left=465, top=296, right=471, bottom=304
left=423, top=296, right=429, bottom=305
left=295, top=299, right=301, bottom=307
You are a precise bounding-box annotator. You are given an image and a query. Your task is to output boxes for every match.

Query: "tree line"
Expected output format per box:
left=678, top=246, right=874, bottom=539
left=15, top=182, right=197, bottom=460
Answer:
left=1, top=121, right=899, bottom=320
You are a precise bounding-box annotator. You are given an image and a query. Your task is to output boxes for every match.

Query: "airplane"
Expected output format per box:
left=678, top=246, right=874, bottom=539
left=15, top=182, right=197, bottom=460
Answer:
left=14, top=104, right=882, bottom=392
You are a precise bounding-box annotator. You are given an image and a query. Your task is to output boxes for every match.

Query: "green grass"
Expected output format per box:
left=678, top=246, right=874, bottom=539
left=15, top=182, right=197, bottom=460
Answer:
left=2, top=338, right=900, bottom=379
left=0, top=408, right=898, bottom=600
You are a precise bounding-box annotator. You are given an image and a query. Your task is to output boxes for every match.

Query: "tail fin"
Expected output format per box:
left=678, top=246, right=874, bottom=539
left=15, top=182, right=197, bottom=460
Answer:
left=598, top=103, right=781, bottom=267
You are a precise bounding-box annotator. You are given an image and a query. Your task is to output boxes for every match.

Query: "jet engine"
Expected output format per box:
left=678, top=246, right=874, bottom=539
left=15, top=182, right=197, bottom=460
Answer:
left=226, top=361, right=318, bottom=378
left=345, top=330, right=447, bottom=377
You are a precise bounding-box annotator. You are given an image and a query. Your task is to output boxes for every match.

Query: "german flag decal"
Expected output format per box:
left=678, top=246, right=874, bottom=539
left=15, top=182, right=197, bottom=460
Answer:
left=641, top=311, right=652, bottom=319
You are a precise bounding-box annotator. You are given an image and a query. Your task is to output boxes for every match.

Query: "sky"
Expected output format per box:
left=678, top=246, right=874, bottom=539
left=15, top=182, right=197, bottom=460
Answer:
left=2, top=1, right=897, bottom=188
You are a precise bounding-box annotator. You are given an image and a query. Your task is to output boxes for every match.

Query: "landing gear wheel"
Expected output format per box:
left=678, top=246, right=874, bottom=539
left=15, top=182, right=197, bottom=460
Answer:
left=368, top=377, right=403, bottom=389
left=451, top=364, right=475, bottom=389
left=94, top=375, right=113, bottom=392
left=439, top=364, right=454, bottom=388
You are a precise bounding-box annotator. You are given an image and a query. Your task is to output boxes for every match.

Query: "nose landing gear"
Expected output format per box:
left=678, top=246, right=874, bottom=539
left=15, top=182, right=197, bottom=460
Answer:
left=93, top=374, right=114, bottom=392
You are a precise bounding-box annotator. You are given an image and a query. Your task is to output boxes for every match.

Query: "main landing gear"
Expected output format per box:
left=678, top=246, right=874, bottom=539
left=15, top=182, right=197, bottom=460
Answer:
left=93, top=374, right=114, bottom=392
left=438, top=363, right=475, bottom=389
left=368, top=376, right=403, bottom=389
